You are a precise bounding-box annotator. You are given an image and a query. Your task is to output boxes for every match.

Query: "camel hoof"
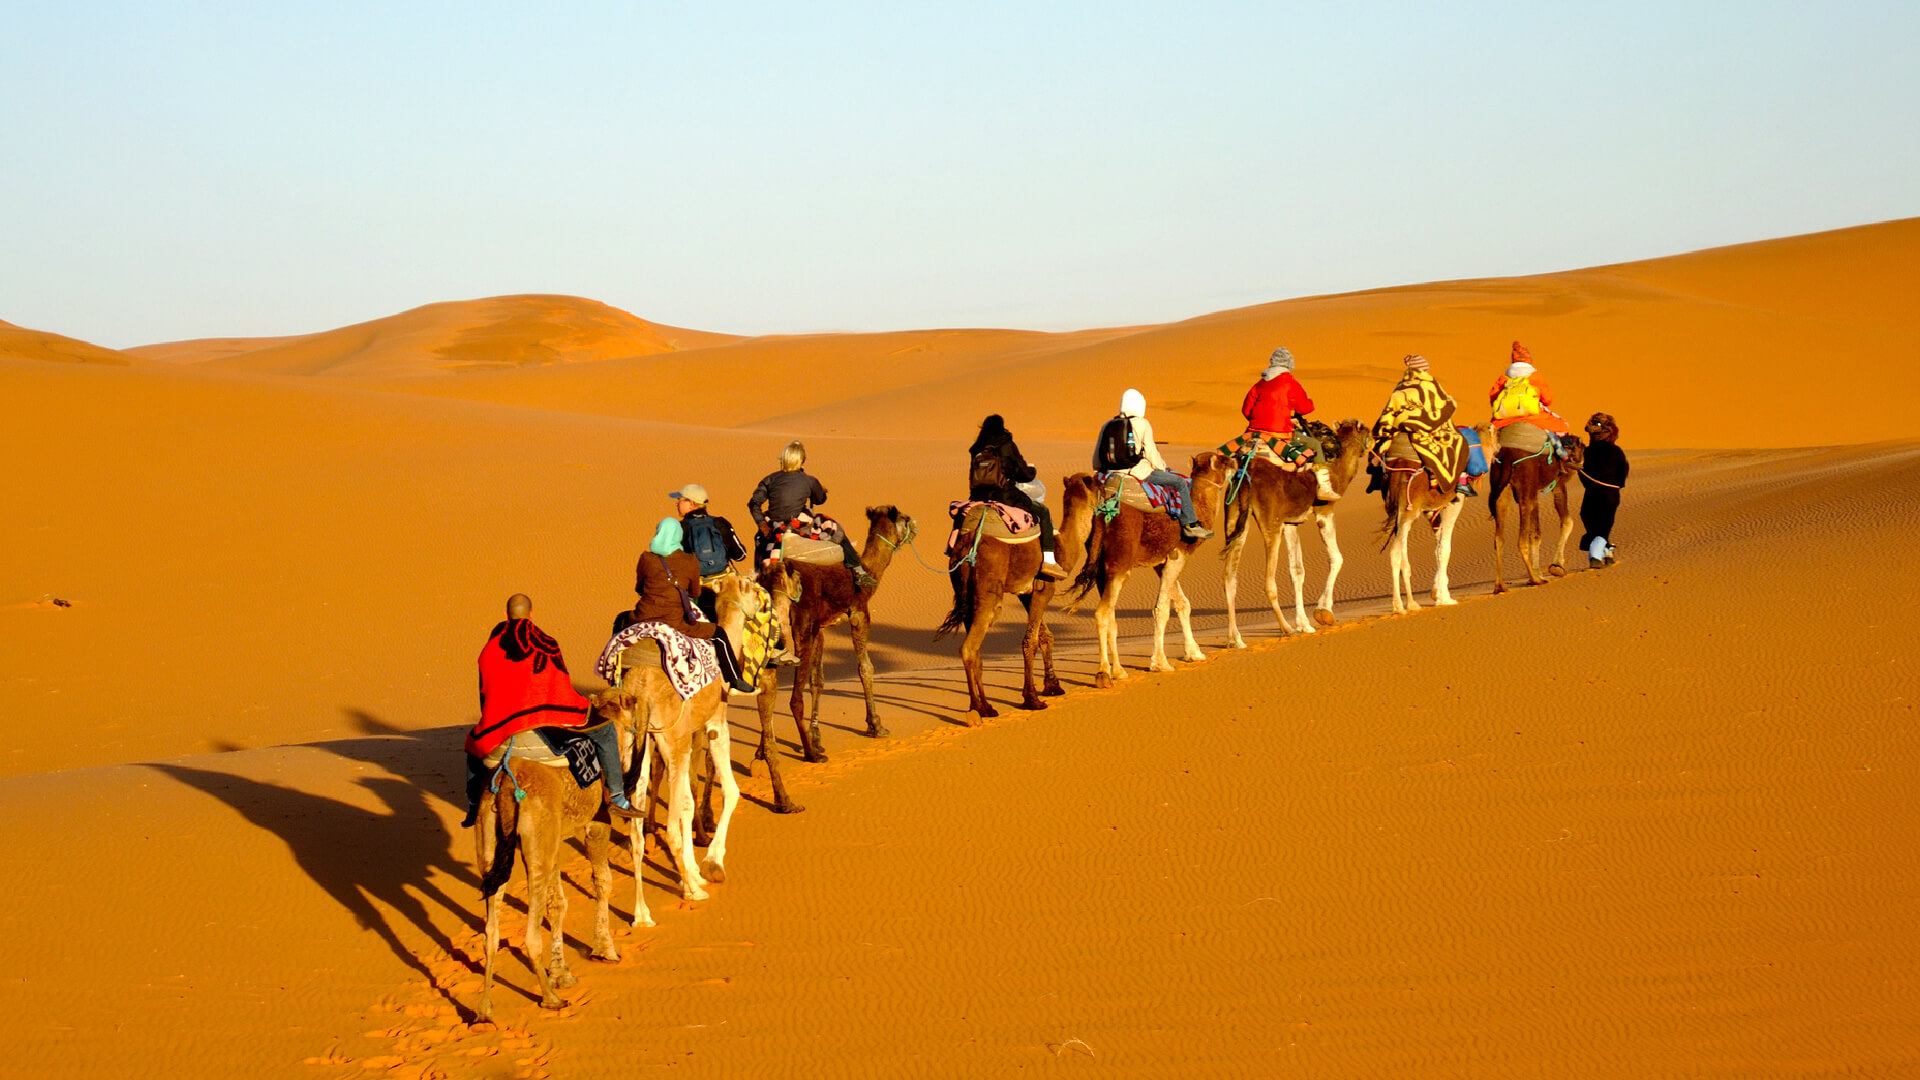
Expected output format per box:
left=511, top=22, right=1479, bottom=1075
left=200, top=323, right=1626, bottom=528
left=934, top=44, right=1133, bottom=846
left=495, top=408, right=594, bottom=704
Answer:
left=632, top=912, right=655, bottom=929
left=774, top=800, right=807, bottom=814
left=803, top=750, right=829, bottom=764
left=540, top=994, right=568, bottom=1011
left=867, top=723, right=889, bottom=739
left=701, top=859, right=726, bottom=883
left=683, top=885, right=709, bottom=902
left=1093, top=672, right=1112, bottom=690
left=1312, top=608, right=1336, bottom=627
left=1435, top=595, right=1458, bottom=607
left=1491, top=583, right=1508, bottom=595
left=1405, top=600, right=1422, bottom=612
left=591, top=944, right=621, bottom=963
left=476, top=997, right=493, bottom=1024
left=1226, top=636, right=1247, bottom=650
left=1018, top=697, right=1047, bottom=712
left=1041, top=682, right=1066, bottom=697
left=1183, top=650, right=1206, bottom=663
left=1148, top=660, right=1174, bottom=673
left=1548, top=563, right=1567, bottom=578
left=554, top=971, right=579, bottom=990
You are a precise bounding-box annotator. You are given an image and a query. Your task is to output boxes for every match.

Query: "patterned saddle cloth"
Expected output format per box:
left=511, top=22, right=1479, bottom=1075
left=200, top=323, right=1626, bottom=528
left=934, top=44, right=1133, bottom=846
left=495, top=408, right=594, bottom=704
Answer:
left=1092, top=472, right=1188, bottom=520
left=595, top=620, right=719, bottom=701
left=946, top=500, right=1040, bottom=550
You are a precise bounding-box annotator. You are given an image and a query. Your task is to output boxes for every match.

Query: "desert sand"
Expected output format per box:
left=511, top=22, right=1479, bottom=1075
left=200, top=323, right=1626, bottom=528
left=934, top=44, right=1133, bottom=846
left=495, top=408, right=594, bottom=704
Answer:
left=3, top=219, right=1918, bottom=1077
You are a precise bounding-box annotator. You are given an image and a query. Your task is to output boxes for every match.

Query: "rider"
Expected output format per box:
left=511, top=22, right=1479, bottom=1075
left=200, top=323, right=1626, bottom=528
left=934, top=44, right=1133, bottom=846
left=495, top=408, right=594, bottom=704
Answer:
left=1235, top=346, right=1338, bottom=500
left=747, top=440, right=879, bottom=591
left=967, top=414, right=1066, bottom=579
left=634, top=518, right=760, bottom=694
left=675, top=483, right=795, bottom=667
left=1369, top=354, right=1473, bottom=497
left=463, top=593, right=638, bottom=825
left=1578, top=412, right=1629, bottom=569
left=1489, top=341, right=1572, bottom=452
left=1096, top=388, right=1212, bottom=542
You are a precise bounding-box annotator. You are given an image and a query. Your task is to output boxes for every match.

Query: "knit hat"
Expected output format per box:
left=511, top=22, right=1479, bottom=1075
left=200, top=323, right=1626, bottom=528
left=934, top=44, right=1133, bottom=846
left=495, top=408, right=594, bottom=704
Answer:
left=648, top=517, right=684, bottom=557
left=1262, top=347, right=1295, bottom=381
left=1403, top=354, right=1429, bottom=372
left=669, top=483, right=709, bottom=505
left=1120, top=388, right=1146, bottom=417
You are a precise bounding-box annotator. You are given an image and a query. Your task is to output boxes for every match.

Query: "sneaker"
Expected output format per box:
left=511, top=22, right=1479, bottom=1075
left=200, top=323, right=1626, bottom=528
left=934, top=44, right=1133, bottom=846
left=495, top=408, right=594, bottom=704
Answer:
left=1180, top=523, right=1214, bottom=542
left=852, top=567, right=880, bottom=592
left=729, top=674, right=761, bottom=694
left=1603, top=554, right=1616, bottom=567
left=1589, top=556, right=1604, bottom=570
left=1456, top=482, right=1478, bottom=498
left=769, top=647, right=801, bottom=667
left=608, top=790, right=644, bottom=820
left=1038, top=555, right=1068, bottom=580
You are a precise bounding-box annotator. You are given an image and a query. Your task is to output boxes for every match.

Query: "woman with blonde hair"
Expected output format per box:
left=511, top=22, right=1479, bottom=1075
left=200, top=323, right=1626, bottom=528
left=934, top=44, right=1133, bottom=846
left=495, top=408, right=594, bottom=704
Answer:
left=747, top=440, right=876, bottom=588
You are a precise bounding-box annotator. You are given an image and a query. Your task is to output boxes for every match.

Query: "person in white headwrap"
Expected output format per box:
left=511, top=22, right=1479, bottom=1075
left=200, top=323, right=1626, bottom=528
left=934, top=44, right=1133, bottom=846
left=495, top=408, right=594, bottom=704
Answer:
left=1093, top=388, right=1212, bottom=541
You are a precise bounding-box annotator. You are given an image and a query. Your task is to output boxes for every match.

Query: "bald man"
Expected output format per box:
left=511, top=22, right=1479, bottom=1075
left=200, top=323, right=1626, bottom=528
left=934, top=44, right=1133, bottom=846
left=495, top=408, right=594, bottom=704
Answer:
left=462, top=594, right=636, bottom=826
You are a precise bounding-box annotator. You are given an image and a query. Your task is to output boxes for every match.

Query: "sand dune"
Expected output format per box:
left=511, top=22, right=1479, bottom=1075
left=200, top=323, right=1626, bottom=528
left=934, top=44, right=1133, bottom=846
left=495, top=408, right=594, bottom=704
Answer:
left=3, top=219, right=1919, bottom=1077
left=124, top=294, right=740, bottom=378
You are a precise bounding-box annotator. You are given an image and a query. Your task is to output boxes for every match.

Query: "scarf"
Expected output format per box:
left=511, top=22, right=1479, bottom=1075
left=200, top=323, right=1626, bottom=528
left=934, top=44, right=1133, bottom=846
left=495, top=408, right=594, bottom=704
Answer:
left=466, top=619, right=591, bottom=757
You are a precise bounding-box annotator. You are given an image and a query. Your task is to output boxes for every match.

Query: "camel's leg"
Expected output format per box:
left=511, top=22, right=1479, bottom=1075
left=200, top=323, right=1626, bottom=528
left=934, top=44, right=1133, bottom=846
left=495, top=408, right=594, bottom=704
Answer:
left=1387, top=513, right=1411, bottom=613
left=1169, top=559, right=1204, bottom=664
left=1037, top=610, right=1065, bottom=697
left=1431, top=498, right=1465, bottom=605
left=585, top=820, right=618, bottom=962
left=629, top=734, right=655, bottom=928
left=1313, top=510, right=1342, bottom=626
left=1147, top=562, right=1178, bottom=672
left=1282, top=523, right=1310, bottom=635
left=1521, top=490, right=1546, bottom=585
left=1548, top=481, right=1575, bottom=576
left=1490, top=486, right=1511, bottom=595
left=480, top=888, right=502, bottom=1022
left=1221, top=512, right=1250, bottom=649
left=1016, top=590, right=1052, bottom=711
left=699, top=711, right=740, bottom=883
left=849, top=608, right=886, bottom=737
left=693, top=728, right=717, bottom=846
left=789, top=633, right=826, bottom=763
left=1399, top=514, right=1423, bottom=612
left=806, top=650, right=826, bottom=756
left=960, top=594, right=999, bottom=723
left=520, top=821, right=565, bottom=1008
left=662, top=741, right=709, bottom=901
left=1094, top=571, right=1129, bottom=687
left=544, top=862, right=576, bottom=992
left=750, top=667, right=800, bottom=812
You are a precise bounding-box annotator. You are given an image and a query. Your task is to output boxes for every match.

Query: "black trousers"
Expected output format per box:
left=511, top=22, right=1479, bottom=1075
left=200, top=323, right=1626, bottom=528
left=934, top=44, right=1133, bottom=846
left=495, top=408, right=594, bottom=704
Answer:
left=1580, top=489, right=1620, bottom=549
left=977, top=486, right=1056, bottom=553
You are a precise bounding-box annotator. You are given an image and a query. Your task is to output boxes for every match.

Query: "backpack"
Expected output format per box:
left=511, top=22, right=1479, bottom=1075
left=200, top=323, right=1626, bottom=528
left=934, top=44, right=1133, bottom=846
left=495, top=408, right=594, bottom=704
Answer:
left=1094, top=415, right=1143, bottom=472
left=969, top=446, right=1006, bottom=493
left=683, top=515, right=730, bottom=577
left=1492, top=376, right=1543, bottom=421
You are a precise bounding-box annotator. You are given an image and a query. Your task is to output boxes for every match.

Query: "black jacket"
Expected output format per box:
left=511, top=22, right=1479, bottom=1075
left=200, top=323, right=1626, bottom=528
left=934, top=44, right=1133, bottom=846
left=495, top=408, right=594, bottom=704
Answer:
left=968, top=427, right=1037, bottom=501
left=749, top=470, right=828, bottom=530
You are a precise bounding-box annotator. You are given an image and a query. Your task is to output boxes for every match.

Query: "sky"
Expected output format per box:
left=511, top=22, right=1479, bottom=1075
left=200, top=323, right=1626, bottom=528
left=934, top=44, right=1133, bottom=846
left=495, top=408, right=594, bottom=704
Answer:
left=3, top=1, right=1917, bottom=348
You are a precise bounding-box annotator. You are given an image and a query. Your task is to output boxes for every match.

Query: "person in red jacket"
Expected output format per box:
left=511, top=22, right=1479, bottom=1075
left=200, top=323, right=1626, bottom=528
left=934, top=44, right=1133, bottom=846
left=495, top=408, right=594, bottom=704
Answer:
left=461, top=593, right=637, bottom=826
left=1236, top=347, right=1338, bottom=500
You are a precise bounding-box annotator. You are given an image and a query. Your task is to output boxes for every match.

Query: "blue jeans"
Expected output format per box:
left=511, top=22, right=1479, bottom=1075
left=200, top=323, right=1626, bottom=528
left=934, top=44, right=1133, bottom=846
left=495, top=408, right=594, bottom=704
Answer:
left=1144, top=469, right=1199, bottom=526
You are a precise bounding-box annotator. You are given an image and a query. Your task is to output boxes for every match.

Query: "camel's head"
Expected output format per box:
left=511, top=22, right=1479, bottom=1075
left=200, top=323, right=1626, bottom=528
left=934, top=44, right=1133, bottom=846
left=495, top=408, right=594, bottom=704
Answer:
left=866, top=504, right=917, bottom=547
left=712, top=572, right=769, bottom=623
left=1560, top=434, right=1586, bottom=470
left=590, top=687, right=639, bottom=725
left=1334, top=418, right=1366, bottom=447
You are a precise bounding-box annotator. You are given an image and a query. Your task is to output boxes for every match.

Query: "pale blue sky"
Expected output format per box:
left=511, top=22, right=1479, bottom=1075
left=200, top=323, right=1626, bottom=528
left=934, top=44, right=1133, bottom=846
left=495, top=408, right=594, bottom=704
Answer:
left=3, top=1, right=1916, bottom=348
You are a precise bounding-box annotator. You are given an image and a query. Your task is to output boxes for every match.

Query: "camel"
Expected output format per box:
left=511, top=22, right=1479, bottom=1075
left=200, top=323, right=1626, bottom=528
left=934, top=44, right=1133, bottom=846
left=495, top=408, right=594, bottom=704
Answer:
left=473, top=689, right=631, bottom=1021
left=1218, top=419, right=1369, bottom=646
left=751, top=506, right=915, bottom=780
left=1488, top=430, right=1586, bottom=591
left=1067, top=452, right=1232, bottom=687
left=1375, top=424, right=1491, bottom=614
left=934, top=487, right=1091, bottom=724
left=607, top=573, right=767, bottom=927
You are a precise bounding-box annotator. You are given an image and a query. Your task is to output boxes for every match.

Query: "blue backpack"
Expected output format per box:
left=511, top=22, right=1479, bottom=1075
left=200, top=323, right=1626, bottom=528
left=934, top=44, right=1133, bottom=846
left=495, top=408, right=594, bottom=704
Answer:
left=683, top=515, right=729, bottom=577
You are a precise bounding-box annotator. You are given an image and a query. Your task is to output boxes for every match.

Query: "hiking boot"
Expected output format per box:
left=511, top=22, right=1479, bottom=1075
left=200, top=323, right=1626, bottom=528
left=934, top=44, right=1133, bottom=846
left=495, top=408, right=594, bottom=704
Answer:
left=1456, top=482, right=1478, bottom=497
left=1180, top=523, right=1214, bottom=542
left=608, top=790, right=644, bottom=820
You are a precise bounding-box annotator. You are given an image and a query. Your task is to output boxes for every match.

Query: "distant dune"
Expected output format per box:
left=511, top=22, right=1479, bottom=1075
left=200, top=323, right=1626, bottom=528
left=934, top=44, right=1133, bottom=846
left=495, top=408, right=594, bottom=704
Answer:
left=124, top=294, right=742, bottom=378
left=4, top=219, right=1920, bottom=1077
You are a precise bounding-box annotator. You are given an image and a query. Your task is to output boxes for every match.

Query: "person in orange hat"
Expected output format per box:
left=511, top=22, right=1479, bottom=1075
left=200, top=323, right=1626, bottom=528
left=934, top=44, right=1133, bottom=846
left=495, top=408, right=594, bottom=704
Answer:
left=1489, top=342, right=1572, bottom=451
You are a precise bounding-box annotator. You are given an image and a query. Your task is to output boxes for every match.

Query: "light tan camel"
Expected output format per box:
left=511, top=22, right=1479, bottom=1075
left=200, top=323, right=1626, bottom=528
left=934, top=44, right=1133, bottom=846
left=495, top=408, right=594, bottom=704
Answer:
left=1218, top=419, right=1369, bottom=646
left=607, top=573, right=767, bottom=927
left=752, top=506, right=915, bottom=773
left=473, top=690, right=630, bottom=1021
left=934, top=489, right=1089, bottom=724
left=1374, top=424, right=1491, bottom=614
left=1488, top=431, right=1586, bottom=591
left=1066, top=452, right=1231, bottom=687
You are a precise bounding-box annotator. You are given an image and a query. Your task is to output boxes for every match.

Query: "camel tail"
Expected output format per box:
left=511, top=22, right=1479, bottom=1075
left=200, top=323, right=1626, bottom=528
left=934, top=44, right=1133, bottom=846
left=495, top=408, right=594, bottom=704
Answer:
left=480, top=793, right=520, bottom=899
left=935, top=566, right=974, bottom=639
left=1067, top=515, right=1108, bottom=610
left=1376, top=485, right=1401, bottom=551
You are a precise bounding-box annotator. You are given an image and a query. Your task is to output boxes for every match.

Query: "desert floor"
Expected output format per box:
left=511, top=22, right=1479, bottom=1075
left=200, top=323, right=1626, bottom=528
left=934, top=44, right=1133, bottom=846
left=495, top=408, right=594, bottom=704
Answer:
left=4, top=219, right=1918, bottom=1078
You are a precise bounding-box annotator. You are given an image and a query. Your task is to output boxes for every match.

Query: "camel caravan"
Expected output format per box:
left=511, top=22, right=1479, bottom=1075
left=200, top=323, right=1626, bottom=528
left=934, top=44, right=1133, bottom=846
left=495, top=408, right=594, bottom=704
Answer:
left=460, top=341, right=1628, bottom=1018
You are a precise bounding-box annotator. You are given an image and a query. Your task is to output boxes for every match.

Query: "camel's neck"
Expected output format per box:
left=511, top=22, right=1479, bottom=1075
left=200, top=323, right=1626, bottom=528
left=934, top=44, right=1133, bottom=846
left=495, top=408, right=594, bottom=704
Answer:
left=1330, top=433, right=1370, bottom=491
left=716, top=601, right=750, bottom=668
left=861, top=528, right=899, bottom=580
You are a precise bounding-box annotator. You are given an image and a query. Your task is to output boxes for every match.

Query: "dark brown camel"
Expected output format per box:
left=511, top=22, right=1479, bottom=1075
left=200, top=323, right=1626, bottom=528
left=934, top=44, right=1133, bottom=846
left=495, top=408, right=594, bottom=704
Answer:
left=1067, top=451, right=1232, bottom=688
left=1488, top=430, right=1585, bottom=591
left=1218, top=419, right=1369, bottom=646
left=750, top=506, right=916, bottom=802
left=474, top=690, right=631, bottom=1021
left=934, top=483, right=1093, bottom=724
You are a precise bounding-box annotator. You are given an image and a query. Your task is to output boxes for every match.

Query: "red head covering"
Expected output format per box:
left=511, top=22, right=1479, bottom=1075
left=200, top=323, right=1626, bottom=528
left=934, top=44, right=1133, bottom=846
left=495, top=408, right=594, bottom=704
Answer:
left=1511, top=341, right=1532, bottom=365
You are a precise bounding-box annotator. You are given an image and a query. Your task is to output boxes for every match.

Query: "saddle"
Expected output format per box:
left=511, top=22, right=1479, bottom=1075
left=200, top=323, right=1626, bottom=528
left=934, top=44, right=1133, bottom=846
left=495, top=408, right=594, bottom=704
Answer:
left=777, top=532, right=844, bottom=566
left=949, top=501, right=1040, bottom=543
left=1495, top=421, right=1551, bottom=453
